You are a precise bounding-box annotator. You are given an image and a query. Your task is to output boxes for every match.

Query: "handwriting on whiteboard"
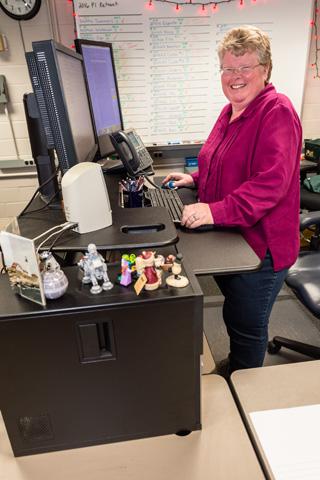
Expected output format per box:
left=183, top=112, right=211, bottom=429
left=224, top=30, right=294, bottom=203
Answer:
left=74, top=0, right=310, bottom=145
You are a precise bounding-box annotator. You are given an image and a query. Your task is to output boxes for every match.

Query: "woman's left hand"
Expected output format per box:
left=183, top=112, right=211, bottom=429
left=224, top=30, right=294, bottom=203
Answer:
left=181, top=203, right=214, bottom=229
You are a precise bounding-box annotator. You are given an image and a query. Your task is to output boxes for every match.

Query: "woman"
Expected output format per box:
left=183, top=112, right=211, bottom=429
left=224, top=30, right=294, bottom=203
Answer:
left=163, top=25, right=302, bottom=375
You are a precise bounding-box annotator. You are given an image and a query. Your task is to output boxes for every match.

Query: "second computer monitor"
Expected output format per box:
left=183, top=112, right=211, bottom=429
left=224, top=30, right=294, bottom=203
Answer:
left=75, top=39, right=123, bottom=159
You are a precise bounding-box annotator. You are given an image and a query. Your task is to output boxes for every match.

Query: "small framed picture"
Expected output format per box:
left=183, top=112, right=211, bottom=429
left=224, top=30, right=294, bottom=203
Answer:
left=0, top=231, right=46, bottom=306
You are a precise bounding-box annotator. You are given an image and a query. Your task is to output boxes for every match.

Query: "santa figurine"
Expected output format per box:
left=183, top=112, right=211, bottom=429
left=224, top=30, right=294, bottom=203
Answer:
left=138, top=251, right=160, bottom=291
left=154, top=254, right=165, bottom=285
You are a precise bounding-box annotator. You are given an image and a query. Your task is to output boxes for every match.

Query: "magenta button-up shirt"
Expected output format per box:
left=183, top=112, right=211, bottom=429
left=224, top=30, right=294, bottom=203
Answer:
left=192, top=84, right=302, bottom=271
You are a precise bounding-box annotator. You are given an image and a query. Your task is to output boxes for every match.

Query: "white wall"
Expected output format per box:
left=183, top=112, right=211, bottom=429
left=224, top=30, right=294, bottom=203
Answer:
left=301, top=31, right=320, bottom=139
left=0, top=1, right=319, bottom=229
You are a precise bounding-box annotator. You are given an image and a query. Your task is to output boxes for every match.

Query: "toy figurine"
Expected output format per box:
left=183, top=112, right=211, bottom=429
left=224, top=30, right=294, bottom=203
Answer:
left=120, top=256, right=132, bottom=286
left=122, top=253, right=136, bottom=273
left=40, top=251, right=68, bottom=299
left=154, top=254, right=165, bottom=285
left=166, top=253, right=189, bottom=288
left=118, top=253, right=136, bottom=286
left=162, top=254, right=176, bottom=272
left=136, top=250, right=160, bottom=291
left=135, top=255, right=145, bottom=277
left=78, top=243, right=113, bottom=294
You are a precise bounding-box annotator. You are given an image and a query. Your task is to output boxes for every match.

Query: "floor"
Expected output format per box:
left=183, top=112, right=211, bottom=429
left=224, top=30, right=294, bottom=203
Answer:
left=199, top=276, right=320, bottom=367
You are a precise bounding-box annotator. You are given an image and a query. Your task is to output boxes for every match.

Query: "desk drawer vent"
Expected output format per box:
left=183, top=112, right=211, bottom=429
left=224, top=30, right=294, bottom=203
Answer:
left=18, top=414, right=53, bottom=442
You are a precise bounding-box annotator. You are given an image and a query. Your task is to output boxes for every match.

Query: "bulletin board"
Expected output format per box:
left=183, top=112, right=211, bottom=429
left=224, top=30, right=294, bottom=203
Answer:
left=74, top=0, right=313, bottom=145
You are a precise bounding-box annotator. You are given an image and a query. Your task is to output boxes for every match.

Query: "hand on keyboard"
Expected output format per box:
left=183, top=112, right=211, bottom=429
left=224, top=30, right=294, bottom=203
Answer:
left=181, top=202, right=214, bottom=229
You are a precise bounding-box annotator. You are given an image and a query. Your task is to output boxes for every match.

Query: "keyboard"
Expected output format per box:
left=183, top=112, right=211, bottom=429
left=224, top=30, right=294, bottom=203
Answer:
left=144, top=188, right=184, bottom=224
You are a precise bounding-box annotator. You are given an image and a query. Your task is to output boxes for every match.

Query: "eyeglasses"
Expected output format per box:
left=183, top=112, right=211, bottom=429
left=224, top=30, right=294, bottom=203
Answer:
left=220, top=64, right=262, bottom=77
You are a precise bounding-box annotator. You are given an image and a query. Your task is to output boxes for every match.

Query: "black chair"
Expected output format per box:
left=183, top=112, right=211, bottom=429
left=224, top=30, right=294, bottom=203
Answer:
left=268, top=212, right=320, bottom=359
left=300, top=159, right=320, bottom=211
left=301, top=185, right=320, bottom=211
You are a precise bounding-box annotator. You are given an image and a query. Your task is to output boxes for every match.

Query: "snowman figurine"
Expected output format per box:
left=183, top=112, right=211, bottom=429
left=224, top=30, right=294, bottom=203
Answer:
left=165, top=253, right=189, bottom=288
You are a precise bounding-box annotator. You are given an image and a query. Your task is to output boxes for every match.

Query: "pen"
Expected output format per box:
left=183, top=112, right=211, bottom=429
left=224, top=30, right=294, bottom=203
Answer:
left=118, top=182, right=124, bottom=208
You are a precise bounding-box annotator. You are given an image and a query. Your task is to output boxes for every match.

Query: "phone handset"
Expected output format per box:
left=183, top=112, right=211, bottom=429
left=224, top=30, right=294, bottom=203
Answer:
left=109, top=129, right=153, bottom=177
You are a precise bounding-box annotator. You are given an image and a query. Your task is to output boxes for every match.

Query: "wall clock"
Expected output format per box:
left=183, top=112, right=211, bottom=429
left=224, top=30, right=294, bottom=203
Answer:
left=0, top=0, right=41, bottom=20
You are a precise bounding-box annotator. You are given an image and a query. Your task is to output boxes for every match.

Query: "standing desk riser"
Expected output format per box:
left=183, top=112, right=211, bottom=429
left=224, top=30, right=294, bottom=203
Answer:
left=12, top=173, right=261, bottom=276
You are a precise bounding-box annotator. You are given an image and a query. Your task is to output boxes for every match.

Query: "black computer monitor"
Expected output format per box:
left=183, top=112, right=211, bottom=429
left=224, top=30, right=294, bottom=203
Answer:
left=75, top=39, right=123, bottom=159
left=25, top=52, right=61, bottom=206
left=25, top=51, right=55, bottom=151
left=31, top=40, right=97, bottom=174
left=23, top=92, right=60, bottom=207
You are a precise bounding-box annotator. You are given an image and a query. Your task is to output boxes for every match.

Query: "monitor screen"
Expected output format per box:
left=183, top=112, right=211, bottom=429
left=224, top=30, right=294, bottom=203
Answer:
left=75, top=39, right=123, bottom=159
left=31, top=40, right=97, bottom=174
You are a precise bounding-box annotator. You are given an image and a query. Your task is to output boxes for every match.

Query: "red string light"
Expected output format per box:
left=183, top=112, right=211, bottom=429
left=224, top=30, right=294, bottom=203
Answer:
left=70, top=0, right=78, bottom=46
left=149, top=0, right=245, bottom=12
left=72, top=0, right=269, bottom=25
left=311, top=0, right=320, bottom=79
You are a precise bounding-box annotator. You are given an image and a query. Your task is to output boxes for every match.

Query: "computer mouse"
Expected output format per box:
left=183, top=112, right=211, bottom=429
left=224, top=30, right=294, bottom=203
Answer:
left=162, top=181, right=177, bottom=190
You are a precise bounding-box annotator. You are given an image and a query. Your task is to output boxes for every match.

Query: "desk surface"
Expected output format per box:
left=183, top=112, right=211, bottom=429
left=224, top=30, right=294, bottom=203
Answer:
left=231, top=361, right=320, bottom=479
left=177, top=228, right=260, bottom=275
left=0, top=375, right=264, bottom=480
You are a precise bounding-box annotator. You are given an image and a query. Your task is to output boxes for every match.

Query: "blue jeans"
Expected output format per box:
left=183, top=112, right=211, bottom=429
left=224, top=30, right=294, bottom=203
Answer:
left=214, top=252, right=288, bottom=373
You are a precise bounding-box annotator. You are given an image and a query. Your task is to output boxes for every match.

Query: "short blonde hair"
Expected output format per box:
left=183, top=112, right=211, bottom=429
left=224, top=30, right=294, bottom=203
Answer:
left=218, top=25, right=272, bottom=82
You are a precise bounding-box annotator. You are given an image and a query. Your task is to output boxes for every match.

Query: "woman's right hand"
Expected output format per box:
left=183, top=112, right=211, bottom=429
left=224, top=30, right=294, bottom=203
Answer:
left=161, top=172, right=195, bottom=189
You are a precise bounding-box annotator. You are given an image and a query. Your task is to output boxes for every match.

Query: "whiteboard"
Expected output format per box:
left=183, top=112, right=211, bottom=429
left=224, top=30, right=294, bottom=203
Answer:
left=74, top=0, right=312, bottom=145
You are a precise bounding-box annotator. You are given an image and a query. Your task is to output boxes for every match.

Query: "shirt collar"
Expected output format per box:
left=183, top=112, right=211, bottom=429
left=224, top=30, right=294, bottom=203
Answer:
left=223, top=83, right=276, bottom=123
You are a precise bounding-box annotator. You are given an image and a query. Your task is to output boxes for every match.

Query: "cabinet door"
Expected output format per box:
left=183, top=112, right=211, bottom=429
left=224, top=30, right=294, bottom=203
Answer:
left=0, top=297, right=201, bottom=456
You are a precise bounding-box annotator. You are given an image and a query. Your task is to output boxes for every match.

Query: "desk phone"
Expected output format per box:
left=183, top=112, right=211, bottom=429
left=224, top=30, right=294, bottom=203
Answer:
left=109, top=129, right=153, bottom=177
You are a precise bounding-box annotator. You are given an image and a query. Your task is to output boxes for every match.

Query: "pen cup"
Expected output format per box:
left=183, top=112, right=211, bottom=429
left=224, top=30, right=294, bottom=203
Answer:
left=128, top=189, right=143, bottom=208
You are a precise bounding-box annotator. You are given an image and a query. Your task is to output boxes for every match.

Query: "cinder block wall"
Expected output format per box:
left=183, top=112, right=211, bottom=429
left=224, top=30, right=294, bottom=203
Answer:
left=0, top=0, right=74, bottom=230
left=0, top=176, right=38, bottom=230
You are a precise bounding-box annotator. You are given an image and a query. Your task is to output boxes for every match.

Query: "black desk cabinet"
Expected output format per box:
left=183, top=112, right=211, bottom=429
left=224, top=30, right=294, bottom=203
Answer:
left=0, top=265, right=203, bottom=456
